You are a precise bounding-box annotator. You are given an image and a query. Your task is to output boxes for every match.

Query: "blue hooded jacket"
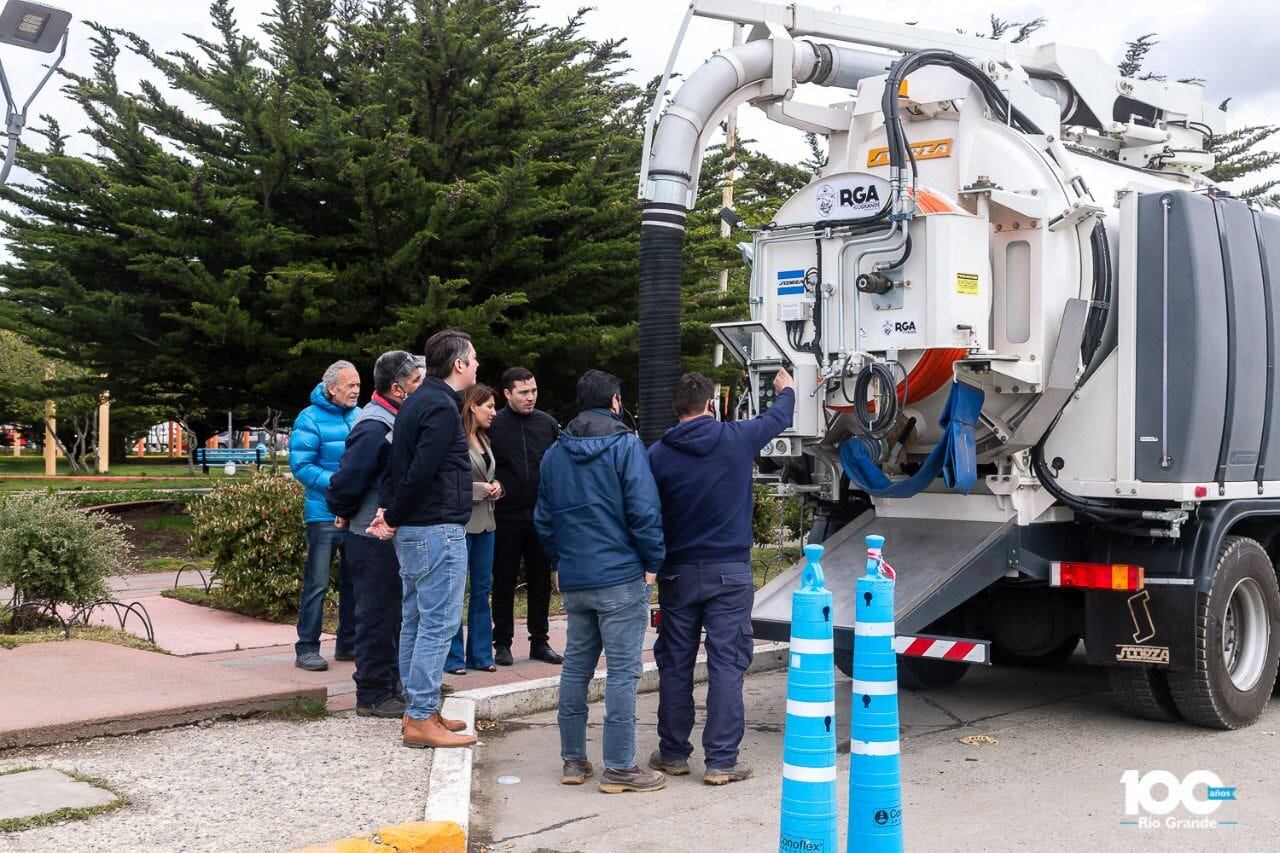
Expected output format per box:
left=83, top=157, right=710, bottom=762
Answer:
left=290, top=382, right=360, bottom=523
left=648, top=389, right=794, bottom=566
left=534, top=409, right=665, bottom=591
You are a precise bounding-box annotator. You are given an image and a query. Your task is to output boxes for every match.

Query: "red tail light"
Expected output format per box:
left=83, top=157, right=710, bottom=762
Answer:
left=1050, top=561, right=1144, bottom=591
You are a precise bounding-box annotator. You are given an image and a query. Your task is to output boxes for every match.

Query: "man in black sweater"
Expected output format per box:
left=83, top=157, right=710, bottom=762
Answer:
left=370, top=330, right=478, bottom=749
left=326, top=350, right=422, bottom=720
left=488, top=366, right=563, bottom=666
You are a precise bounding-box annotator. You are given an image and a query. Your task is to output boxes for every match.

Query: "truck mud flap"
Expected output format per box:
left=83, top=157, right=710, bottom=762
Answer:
left=752, top=511, right=1017, bottom=646
left=1084, top=582, right=1197, bottom=670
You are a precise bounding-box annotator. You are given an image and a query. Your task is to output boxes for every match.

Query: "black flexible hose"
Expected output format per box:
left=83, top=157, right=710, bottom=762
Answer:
left=637, top=204, right=686, bottom=444
left=853, top=362, right=901, bottom=437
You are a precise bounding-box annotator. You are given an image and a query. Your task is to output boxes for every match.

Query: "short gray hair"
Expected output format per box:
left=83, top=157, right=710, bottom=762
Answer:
left=322, top=360, right=357, bottom=398
left=373, top=350, right=421, bottom=395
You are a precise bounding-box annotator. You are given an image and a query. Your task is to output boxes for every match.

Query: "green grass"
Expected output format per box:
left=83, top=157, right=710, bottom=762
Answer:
left=139, top=514, right=194, bottom=533
left=0, top=624, right=165, bottom=652
left=0, top=766, right=129, bottom=833
left=259, top=699, right=329, bottom=720
left=751, top=545, right=804, bottom=589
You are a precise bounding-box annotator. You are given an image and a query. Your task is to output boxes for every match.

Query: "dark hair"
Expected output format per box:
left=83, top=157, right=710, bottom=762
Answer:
left=501, top=366, right=534, bottom=392
left=462, top=383, right=495, bottom=439
left=576, top=369, right=621, bottom=411
left=423, top=330, right=472, bottom=378
left=671, top=372, right=715, bottom=417
left=373, top=350, right=419, bottom=396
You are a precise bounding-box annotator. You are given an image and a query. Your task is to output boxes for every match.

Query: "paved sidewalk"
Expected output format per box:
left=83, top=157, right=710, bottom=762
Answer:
left=0, top=641, right=325, bottom=749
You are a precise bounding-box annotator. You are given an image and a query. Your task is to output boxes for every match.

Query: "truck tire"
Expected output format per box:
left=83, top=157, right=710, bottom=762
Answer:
left=897, top=656, right=968, bottom=690
left=1168, top=536, right=1280, bottom=730
left=1108, top=666, right=1181, bottom=722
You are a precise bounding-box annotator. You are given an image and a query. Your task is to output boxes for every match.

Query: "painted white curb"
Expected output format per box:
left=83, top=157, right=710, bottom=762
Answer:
left=423, top=696, right=476, bottom=845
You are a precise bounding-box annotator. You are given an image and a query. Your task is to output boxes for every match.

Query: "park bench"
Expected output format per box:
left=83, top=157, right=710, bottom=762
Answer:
left=194, top=447, right=264, bottom=474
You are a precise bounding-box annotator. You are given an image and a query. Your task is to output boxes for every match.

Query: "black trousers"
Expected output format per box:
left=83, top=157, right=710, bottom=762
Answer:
left=344, top=533, right=402, bottom=707
left=491, top=518, right=552, bottom=647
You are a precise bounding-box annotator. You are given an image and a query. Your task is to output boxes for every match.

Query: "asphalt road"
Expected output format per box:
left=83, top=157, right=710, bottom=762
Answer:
left=470, top=653, right=1279, bottom=852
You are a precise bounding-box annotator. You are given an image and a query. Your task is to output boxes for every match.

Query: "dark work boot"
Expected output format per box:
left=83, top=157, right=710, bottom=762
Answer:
left=648, top=750, right=690, bottom=776
left=562, top=759, right=594, bottom=785
left=494, top=644, right=514, bottom=667
left=703, top=764, right=753, bottom=786
left=598, top=766, right=666, bottom=794
left=356, top=697, right=406, bottom=718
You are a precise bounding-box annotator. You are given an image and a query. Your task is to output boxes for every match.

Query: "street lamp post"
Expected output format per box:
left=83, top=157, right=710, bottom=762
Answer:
left=0, top=0, right=71, bottom=184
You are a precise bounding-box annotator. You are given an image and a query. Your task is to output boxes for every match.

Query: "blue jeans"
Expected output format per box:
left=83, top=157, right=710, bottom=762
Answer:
left=559, top=578, right=649, bottom=771
left=296, top=522, right=355, bottom=657
left=446, top=531, right=496, bottom=671
left=395, top=523, right=468, bottom=720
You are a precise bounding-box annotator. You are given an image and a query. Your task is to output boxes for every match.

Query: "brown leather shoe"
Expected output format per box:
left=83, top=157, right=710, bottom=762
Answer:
left=402, top=714, right=476, bottom=749
left=435, top=712, right=467, bottom=733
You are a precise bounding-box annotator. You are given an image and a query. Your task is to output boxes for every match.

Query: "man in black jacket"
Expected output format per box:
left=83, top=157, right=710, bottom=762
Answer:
left=326, top=350, right=422, bottom=720
left=488, top=366, right=563, bottom=666
left=369, top=330, right=477, bottom=749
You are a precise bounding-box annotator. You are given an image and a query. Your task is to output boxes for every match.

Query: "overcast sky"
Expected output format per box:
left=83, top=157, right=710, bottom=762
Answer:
left=3, top=0, right=1276, bottom=184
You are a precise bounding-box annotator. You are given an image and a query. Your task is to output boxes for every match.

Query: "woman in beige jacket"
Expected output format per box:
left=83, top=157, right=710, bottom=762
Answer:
left=447, top=384, right=503, bottom=673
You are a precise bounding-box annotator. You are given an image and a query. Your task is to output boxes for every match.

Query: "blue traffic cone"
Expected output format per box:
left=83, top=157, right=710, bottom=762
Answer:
left=847, top=534, right=904, bottom=853
left=779, top=543, right=839, bottom=853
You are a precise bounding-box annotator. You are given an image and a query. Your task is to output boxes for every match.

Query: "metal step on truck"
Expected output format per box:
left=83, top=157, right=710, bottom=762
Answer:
left=635, top=0, right=1280, bottom=729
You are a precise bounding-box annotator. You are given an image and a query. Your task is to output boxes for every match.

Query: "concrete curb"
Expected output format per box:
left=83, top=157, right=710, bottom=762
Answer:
left=423, top=696, right=476, bottom=843
left=456, top=640, right=790, bottom=721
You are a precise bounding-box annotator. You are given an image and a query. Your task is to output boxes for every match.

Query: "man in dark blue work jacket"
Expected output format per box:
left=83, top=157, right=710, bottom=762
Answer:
left=646, top=367, right=795, bottom=785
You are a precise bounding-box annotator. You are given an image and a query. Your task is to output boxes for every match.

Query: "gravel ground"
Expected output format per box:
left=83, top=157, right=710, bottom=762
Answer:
left=0, top=714, right=430, bottom=852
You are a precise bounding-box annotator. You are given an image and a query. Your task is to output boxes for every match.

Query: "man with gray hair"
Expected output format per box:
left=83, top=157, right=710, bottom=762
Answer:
left=327, top=351, right=424, bottom=716
left=290, top=359, right=361, bottom=671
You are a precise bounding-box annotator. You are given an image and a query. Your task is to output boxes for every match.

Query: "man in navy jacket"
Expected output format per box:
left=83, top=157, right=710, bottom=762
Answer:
left=535, top=370, right=666, bottom=794
left=646, top=367, right=794, bottom=785
left=327, top=350, right=422, bottom=719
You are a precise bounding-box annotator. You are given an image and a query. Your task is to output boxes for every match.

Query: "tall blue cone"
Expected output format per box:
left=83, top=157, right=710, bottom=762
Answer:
left=779, top=543, right=838, bottom=853
left=847, top=534, right=904, bottom=852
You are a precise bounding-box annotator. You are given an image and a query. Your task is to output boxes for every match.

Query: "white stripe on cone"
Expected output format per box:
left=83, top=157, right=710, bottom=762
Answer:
left=851, top=679, right=897, bottom=696
left=789, top=637, right=835, bottom=654
left=854, top=622, right=894, bottom=637
left=782, top=763, right=839, bottom=783
left=786, top=699, right=836, bottom=717
left=851, top=739, right=900, bottom=756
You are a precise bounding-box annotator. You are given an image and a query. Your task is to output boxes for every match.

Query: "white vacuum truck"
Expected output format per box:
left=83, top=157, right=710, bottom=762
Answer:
left=636, top=0, right=1280, bottom=729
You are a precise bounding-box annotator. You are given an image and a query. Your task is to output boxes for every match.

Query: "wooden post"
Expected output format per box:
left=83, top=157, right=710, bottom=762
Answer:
left=96, top=391, right=110, bottom=474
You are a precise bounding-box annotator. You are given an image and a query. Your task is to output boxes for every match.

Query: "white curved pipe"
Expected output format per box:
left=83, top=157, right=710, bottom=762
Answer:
left=646, top=40, right=897, bottom=208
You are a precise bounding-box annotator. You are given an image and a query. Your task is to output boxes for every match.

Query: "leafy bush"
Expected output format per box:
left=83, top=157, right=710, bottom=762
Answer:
left=0, top=493, right=132, bottom=608
left=189, top=474, right=307, bottom=620
left=752, top=486, right=813, bottom=546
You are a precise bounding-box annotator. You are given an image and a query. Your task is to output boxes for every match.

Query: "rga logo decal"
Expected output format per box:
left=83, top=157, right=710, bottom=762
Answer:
left=880, top=318, right=919, bottom=337
left=813, top=173, right=891, bottom=220
left=867, top=138, right=954, bottom=168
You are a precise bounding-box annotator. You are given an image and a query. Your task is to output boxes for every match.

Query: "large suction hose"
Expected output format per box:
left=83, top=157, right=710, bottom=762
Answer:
left=638, top=39, right=893, bottom=444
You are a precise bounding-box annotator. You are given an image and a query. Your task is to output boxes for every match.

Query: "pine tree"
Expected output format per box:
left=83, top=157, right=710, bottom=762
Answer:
left=0, top=0, right=654, bottom=429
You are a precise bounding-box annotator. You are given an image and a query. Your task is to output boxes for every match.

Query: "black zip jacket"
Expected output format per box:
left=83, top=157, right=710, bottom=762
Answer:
left=489, top=406, right=560, bottom=521
left=381, top=377, right=471, bottom=529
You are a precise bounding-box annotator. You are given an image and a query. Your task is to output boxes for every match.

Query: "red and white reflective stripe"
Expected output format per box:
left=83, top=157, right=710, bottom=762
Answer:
left=893, top=635, right=989, bottom=664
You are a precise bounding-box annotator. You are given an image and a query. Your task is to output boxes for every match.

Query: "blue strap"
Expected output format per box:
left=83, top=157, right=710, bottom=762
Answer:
left=839, top=381, right=984, bottom=498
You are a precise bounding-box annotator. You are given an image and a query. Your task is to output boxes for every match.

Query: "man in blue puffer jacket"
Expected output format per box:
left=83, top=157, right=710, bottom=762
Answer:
left=289, top=360, right=361, bottom=671
left=535, top=370, right=666, bottom=794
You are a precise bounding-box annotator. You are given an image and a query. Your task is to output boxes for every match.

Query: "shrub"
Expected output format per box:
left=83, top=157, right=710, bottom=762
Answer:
left=0, top=492, right=131, bottom=608
left=752, top=485, right=814, bottom=546
left=189, top=473, right=307, bottom=620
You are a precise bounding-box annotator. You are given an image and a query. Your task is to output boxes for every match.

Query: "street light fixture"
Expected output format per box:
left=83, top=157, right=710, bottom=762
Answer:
left=0, top=0, right=71, bottom=184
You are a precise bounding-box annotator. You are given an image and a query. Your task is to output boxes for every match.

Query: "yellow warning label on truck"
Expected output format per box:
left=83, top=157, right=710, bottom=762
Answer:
left=956, top=272, right=980, bottom=295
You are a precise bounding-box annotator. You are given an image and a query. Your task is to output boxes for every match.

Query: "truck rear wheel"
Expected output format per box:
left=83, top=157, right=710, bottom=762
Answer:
left=1108, top=666, right=1181, bottom=722
left=1168, top=536, right=1280, bottom=730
